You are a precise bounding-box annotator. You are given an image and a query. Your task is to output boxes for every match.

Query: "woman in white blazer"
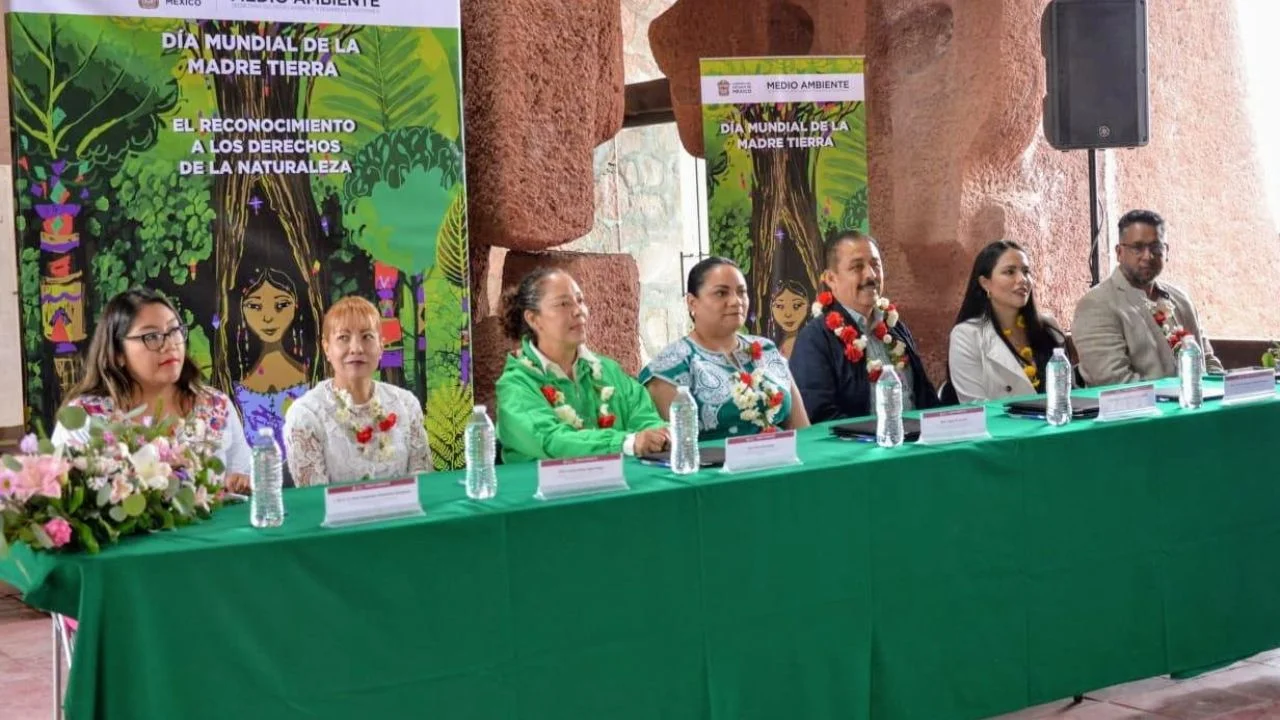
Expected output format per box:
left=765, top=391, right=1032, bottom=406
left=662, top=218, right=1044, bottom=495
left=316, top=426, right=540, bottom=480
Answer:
left=948, top=240, right=1067, bottom=404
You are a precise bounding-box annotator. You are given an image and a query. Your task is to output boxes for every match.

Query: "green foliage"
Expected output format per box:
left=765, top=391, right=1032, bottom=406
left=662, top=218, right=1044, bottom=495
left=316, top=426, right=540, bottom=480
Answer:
left=309, top=26, right=460, bottom=148
left=9, top=13, right=178, bottom=186
left=425, top=382, right=472, bottom=471
left=814, top=103, right=867, bottom=204
left=344, top=168, right=454, bottom=274
left=841, top=185, right=870, bottom=232
left=344, top=127, right=462, bottom=201
left=436, top=191, right=468, bottom=288
left=18, top=247, right=43, bottom=420
left=710, top=205, right=752, bottom=276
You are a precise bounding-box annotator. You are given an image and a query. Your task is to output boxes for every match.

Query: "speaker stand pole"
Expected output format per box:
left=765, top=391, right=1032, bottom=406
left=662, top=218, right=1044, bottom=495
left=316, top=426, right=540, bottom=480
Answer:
left=1087, top=148, right=1101, bottom=288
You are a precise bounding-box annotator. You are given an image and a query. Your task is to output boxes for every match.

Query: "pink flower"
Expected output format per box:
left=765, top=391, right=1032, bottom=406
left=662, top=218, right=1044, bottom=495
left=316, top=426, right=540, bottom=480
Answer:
left=102, top=431, right=117, bottom=446
left=0, top=468, right=16, bottom=499
left=43, top=518, right=72, bottom=548
left=6, top=455, right=71, bottom=502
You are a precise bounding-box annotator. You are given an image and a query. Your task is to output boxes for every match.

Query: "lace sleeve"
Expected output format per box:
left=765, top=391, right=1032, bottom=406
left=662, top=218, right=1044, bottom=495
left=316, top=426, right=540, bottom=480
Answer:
left=283, top=404, right=329, bottom=487
left=404, top=394, right=433, bottom=474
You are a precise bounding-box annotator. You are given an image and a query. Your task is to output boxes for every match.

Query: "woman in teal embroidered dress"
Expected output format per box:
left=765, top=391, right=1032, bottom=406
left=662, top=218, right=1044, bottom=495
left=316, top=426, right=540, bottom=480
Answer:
left=641, top=257, right=810, bottom=440
left=495, top=268, right=669, bottom=463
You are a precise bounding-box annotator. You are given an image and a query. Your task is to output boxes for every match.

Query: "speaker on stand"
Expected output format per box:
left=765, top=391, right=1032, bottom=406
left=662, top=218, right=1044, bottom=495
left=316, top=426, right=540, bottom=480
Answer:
left=1041, top=0, right=1150, bottom=287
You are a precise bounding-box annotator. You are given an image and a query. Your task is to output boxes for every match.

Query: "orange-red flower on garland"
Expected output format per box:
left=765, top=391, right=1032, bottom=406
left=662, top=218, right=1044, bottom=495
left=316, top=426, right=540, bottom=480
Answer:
left=825, top=311, right=843, bottom=331
left=378, top=413, right=398, bottom=433
left=355, top=426, right=374, bottom=444
left=540, top=385, right=558, bottom=405
left=816, top=291, right=834, bottom=307
left=750, top=340, right=763, bottom=361
left=598, top=414, right=616, bottom=429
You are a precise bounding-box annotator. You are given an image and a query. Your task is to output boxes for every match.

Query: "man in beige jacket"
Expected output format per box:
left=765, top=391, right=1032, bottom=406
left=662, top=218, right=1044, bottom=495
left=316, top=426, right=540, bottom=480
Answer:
left=1072, top=209, right=1223, bottom=386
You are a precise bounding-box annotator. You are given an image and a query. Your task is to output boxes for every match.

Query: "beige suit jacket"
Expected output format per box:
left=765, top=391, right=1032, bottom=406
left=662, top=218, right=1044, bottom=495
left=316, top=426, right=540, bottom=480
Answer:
left=1071, top=269, right=1222, bottom=386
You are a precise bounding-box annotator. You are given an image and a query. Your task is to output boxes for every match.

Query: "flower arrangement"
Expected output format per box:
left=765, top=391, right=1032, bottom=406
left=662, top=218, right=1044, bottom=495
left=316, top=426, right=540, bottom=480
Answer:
left=811, top=292, right=907, bottom=381
left=518, top=349, right=617, bottom=429
left=1148, top=298, right=1191, bottom=350
left=333, top=387, right=398, bottom=461
left=0, top=406, right=225, bottom=555
left=729, top=340, right=784, bottom=432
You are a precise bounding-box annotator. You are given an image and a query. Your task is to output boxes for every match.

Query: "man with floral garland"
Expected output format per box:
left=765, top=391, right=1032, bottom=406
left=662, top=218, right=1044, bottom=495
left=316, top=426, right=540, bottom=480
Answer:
left=1072, top=209, right=1222, bottom=386
left=789, top=230, right=940, bottom=422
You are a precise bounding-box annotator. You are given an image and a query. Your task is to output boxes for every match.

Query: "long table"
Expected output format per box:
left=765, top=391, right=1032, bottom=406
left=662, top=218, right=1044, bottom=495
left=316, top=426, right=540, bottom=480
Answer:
left=5, top=383, right=1280, bottom=720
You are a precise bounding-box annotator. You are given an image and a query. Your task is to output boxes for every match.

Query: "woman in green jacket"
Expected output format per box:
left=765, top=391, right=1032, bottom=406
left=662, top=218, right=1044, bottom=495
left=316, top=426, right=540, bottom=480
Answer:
left=496, top=267, right=669, bottom=463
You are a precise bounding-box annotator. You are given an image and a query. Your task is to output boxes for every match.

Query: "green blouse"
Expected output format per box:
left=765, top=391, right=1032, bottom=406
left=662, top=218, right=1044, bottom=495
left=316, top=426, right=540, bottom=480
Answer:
left=496, top=338, right=666, bottom=464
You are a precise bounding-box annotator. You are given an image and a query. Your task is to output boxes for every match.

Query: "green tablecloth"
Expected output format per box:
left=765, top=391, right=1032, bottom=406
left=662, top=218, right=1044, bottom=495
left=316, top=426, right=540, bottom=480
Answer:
left=5, top=384, right=1280, bottom=720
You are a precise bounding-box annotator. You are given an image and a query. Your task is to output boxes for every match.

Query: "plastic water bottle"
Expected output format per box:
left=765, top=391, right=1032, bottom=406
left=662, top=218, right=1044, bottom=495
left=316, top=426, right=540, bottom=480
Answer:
left=1178, top=336, right=1205, bottom=409
left=250, top=428, right=284, bottom=528
left=1045, top=348, right=1073, bottom=427
left=464, top=406, right=497, bottom=500
left=669, top=385, right=700, bottom=474
left=875, top=366, right=904, bottom=448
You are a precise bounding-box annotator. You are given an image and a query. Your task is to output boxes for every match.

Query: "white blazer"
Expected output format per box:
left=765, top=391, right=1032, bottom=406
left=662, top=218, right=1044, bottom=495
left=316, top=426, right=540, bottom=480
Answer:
left=948, top=317, right=1060, bottom=404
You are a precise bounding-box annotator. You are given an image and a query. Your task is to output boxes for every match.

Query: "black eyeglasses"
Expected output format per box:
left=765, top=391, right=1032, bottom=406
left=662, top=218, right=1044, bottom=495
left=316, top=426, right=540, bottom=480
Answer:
left=124, top=325, right=189, bottom=351
left=1119, top=242, right=1168, bottom=257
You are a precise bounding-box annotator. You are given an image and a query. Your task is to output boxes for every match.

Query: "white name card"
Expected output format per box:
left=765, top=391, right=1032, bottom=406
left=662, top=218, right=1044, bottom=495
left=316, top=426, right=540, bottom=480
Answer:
left=536, top=454, right=627, bottom=500
left=723, top=430, right=800, bottom=473
left=1097, top=384, right=1160, bottom=422
left=918, top=406, right=989, bottom=445
left=1223, top=368, right=1278, bottom=405
left=322, top=476, right=424, bottom=528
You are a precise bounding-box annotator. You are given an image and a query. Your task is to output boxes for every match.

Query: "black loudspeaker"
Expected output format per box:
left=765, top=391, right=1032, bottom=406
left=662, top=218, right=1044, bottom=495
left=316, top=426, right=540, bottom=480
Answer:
left=1042, top=0, right=1149, bottom=150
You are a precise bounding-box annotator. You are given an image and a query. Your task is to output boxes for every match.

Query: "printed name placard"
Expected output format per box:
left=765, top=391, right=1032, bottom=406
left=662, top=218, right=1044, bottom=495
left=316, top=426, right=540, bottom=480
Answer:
left=723, top=430, right=800, bottom=473
left=918, top=406, right=989, bottom=445
left=1223, top=368, right=1278, bottom=405
left=1097, top=384, right=1160, bottom=422
left=322, top=476, right=424, bottom=528
left=536, top=455, right=627, bottom=500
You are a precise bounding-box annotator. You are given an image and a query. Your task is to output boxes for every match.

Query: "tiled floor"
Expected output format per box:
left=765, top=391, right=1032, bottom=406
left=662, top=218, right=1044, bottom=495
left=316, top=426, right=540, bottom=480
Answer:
left=3, top=583, right=1280, bottom=720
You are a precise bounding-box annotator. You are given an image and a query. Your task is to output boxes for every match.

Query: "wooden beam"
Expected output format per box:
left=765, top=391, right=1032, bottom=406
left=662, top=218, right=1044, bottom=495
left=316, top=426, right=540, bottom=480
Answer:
left=623, top=77, right=675, bottom=128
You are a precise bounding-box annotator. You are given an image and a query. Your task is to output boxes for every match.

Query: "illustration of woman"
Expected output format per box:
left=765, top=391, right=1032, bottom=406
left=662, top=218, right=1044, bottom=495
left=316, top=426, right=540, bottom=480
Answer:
left=770, top=279, right=810, bottom=358
left=234, top=267, right=311, bottom=452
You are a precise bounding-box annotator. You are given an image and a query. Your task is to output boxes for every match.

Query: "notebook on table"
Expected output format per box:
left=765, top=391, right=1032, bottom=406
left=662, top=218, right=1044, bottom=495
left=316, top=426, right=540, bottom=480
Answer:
left=638, top=446, right=725, bottom=468
left=1003, top=396, right=1100, bottom=419
left=830, top=417, right=922, bottom=442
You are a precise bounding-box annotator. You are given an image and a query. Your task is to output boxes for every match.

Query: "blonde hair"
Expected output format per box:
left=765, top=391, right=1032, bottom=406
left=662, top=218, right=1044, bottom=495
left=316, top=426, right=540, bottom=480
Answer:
left=323, top=296, right=381, bottom=339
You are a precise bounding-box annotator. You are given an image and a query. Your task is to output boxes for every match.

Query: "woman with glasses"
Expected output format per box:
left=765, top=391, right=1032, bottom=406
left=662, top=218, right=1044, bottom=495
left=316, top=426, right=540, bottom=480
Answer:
left=283, top=296, right=432, bottom=486
left=52, top=288, right=252, bottom=492
left=495, top=267, right=669, bottom=463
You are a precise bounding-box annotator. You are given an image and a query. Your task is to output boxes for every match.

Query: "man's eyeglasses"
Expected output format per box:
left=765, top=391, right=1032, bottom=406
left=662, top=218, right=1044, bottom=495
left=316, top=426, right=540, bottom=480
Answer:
left=1120, top=242, right=1168, bottom=258
left=125, top=325, right=189, bottom=351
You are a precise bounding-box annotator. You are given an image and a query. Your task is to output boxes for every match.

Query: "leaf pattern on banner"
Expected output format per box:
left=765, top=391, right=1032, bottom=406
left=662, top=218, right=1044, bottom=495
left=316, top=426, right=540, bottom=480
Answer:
left=436, top=191, right=468, bottom=289
left=425, top=382, right=473, bottom=471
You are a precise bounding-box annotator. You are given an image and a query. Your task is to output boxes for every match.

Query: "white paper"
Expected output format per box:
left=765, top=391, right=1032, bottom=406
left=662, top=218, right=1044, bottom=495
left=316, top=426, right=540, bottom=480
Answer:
left=1096, top=384, right=1160, bottom=422
left=322, top=476, right=424, bottom=528
left=722, top=430, right=800, bottom=473
left=918, top=406, right=989, bottom=445
left=1223, top=368, right=1278, bottom=405
left=536, top=455, right=627, bottom=500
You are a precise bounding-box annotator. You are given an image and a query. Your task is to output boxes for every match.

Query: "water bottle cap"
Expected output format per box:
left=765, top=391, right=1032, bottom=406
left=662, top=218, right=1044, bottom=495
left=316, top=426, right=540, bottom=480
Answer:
left=1052, top=347, right=1067, bottom=358
left=473, top=404, right=487, bottom=413
left=256, top=427, right=274, bottom=438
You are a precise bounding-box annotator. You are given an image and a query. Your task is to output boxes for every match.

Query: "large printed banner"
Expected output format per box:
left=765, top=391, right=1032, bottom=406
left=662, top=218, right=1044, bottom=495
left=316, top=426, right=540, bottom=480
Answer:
left=701, top=56, right=868, bottom=357
left=8, top=0, right=473, bottom=469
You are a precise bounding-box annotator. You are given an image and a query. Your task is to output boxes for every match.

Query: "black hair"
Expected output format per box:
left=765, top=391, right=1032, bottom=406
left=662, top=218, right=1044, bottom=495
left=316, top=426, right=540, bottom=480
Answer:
left=501, top=266, right=564, bottom=342
left=686, top=256, right=742, bottom=295
left=951, top=240, right=1063, bottom=388
left=822, top=229, right=879, bottom=271
left=1118, top=209, right=1165, bottom=240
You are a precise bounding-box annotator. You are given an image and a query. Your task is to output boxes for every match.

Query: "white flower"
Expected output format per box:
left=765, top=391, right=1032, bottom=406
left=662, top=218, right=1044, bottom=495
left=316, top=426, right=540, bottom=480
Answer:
left=600, top=386, right=615, bottom=402
left=876, top=297, right=890, bottom=310
left=129, top=444, right=172, bottom=491
left=811, top=301, right=824, bottom=318
left=518, top=354, right=537, bottom=370
left=72, top=457, right=89, bottom=471
left=554, top=391, right=566, bottom=404
left=886, top=310, right=900, bottom=327
left=109, top=475, right=133, bottom=504
left=598, top=403, right=610, bottom=417
left=88, top=476, right=108, bottom=491
left=193, top=485, right=210, bottom=512
left=554, top=405, right=579, bottom=426
left=854, top=338, right=868, bottom=350
left=868, top=359, right=884, bottom=372
left=589, top=359, right=603, bottom=381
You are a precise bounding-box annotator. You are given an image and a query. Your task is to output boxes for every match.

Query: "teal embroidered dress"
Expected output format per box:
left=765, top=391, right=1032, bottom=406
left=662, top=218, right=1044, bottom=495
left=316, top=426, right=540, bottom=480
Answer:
left=496, top=338, right=665, bottom=464
left=639, top=334, right=794, bottom=441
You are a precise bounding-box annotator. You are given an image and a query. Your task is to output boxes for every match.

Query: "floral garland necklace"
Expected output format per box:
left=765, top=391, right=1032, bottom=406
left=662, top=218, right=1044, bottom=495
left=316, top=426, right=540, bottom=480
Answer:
left=810, top=291, right=907, bottom=382
left=1000, top=314, right=1041, bottom=390
left=1148, top=296, right=1192, bottom=350
left=727, top=339, right=784, bottom=432
left=517, top=347, right=617, bottom=429
left=332, top=385, right=398, bottom=461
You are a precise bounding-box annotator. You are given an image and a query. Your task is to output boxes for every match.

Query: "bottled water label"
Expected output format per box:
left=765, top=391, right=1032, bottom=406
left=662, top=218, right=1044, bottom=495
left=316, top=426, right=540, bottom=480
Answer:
left=250, top=429, right=285, bottom=528
left=465, top=406, right=498, bottom=500
left=670, top=386, right=700, bottom=475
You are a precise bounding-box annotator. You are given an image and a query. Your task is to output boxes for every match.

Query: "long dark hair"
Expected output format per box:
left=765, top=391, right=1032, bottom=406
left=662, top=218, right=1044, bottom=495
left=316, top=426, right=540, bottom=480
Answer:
left=237, top=267, right=306, bottom=381
left=65, top=288, right=205, bottom=414
left=952, top=240, right=1063, bottom=379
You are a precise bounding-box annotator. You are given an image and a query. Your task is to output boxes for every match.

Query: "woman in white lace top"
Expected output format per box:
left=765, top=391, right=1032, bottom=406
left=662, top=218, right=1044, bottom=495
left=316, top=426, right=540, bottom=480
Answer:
left=283, top=296, right=432, bottom=486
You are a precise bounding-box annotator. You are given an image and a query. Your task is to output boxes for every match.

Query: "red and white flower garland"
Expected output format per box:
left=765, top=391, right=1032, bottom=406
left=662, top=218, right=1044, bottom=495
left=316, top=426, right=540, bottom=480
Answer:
left=811, top=291, right=907, bottom=382
left=730, top=340, right=784, bottom=431
left=518, top=350, right=618, bottom=429
left=333, top=387, right=398, bottom=461
left=1148, top=297, right=1192, bottom=350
